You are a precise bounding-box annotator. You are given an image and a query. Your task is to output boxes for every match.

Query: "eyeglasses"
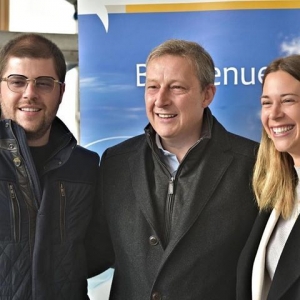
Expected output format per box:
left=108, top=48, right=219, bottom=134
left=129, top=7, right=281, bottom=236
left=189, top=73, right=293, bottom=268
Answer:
left=1, top=74, right=63, bottom=94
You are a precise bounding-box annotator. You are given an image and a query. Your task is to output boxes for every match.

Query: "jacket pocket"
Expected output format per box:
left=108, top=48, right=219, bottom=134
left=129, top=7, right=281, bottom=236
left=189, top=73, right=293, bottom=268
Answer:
left=8, top=183, right=21, bottom=242
left=59, top=182, right=66, bottom=243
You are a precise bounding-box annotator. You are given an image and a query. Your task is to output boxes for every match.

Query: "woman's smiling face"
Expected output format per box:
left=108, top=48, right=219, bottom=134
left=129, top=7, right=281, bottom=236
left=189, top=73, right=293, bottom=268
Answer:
left=261, top=70, right=300, bottom=165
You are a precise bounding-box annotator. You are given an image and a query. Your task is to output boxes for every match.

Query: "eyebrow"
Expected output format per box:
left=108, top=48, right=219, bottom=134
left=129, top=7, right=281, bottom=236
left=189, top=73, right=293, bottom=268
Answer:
left=261, top=93, right=300, bottom=99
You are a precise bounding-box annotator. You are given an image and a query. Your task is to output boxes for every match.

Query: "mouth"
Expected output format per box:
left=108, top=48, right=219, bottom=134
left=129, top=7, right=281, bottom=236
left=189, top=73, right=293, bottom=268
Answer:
left=19, top=107, right=41, bottom=112
left=156, top=113, right=177, bottom=119
left=271, top=125, right=294, bottom=135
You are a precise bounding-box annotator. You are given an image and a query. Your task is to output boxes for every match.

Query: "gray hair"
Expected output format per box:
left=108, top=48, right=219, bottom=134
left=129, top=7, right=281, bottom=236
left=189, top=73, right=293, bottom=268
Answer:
left=146, top=39, right=215, bottom=89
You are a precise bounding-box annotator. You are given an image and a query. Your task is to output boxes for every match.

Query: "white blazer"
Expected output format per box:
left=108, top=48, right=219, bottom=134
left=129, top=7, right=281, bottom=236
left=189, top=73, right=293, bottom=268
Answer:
left=252, top=209, right=280, bottom=300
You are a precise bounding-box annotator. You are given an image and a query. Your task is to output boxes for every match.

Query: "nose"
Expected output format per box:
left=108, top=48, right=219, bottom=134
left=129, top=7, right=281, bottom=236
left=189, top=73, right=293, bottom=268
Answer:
left=269, top=103, right=284, bottom=120
left=22, top=80, right=38, bottom=98
left=155, top=87, right=170, bottom=107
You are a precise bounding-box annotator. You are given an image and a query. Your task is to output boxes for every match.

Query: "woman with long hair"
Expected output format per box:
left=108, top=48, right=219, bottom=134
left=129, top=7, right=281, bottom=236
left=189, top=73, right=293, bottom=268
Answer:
left=237, top=54, right=300, bottom=300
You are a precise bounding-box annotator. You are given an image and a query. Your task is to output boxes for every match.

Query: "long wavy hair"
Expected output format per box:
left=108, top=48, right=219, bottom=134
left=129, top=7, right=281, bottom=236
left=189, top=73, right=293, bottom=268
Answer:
left=253, top=54, right=300, bottom=218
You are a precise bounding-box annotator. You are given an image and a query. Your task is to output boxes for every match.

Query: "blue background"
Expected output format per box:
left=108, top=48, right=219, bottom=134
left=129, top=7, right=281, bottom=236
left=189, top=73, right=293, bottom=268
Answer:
left=78, top=8, right=300, bottom=293
left=78, top=9, right=300, bottom=154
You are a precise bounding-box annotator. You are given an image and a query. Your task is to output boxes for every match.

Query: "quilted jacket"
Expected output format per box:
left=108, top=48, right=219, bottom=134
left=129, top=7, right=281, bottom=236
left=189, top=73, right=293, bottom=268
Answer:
left=0, top=117, right=100, bottom=300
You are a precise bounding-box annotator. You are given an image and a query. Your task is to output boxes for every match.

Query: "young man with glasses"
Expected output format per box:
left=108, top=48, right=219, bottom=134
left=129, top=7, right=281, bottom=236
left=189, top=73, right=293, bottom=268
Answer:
left=0, top=33, right=100, bottom=299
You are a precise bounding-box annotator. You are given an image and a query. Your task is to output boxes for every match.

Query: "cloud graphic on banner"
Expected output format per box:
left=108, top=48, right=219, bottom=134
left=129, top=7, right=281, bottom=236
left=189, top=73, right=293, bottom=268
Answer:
left=84, top=136, right=132, bottom=149
left=80, top=77, right=98, bottom=88
left=80, top=76, right=135, bottom=93
left=281, top=36, right=300, bottom=55
left=78, top=0, right=209, bottom=32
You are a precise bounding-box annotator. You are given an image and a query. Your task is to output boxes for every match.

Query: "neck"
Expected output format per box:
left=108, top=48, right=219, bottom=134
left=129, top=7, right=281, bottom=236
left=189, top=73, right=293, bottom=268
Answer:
left=27, top=133, right=50, bottom=147
left=161, top=139, right=198, bottom=163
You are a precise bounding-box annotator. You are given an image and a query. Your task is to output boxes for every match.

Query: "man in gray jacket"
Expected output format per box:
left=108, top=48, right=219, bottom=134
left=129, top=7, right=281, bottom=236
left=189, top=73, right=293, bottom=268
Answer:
left=87, top=39, right=259, bottom=299
left=0, top=33, right=99, bottom=299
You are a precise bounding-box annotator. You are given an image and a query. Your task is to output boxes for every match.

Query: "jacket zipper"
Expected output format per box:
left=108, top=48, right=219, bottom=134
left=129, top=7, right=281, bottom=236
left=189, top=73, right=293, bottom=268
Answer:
left=146, top=130, right=204, bottom=247
left=8, top=183, right=21, bottom=242
left=164, top=177, right=174, bottom=244
left=59, top=182, right=66, bottom=243
left=10, top=120, right=42, bottom=208
left=162, top=139, right=204, bottom=245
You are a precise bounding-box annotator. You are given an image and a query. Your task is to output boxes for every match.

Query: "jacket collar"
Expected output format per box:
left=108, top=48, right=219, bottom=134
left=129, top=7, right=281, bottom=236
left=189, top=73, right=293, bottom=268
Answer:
left=238, top=210, right=300, bottom=300
left=129, top=108, right=234, bottom=251
left=237, top=211, right=271, bottom=300
left=268, top=214, right=300, bottom=299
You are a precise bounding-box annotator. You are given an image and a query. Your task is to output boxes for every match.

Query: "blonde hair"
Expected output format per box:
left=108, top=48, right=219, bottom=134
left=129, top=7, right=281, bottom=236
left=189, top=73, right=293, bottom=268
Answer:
left=253, top=54, right=300, bottom=218
left=253, top=130, right=297, bottom=218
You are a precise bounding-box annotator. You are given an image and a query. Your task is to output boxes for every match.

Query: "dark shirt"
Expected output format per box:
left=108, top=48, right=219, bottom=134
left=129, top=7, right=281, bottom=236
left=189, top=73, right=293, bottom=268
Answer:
left=29, top=143, right=54, bottom=187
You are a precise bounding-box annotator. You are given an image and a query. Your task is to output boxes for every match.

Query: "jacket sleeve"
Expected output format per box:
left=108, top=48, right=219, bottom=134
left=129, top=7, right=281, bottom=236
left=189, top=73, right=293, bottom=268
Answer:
left=84, top=164, right=115, bottom=278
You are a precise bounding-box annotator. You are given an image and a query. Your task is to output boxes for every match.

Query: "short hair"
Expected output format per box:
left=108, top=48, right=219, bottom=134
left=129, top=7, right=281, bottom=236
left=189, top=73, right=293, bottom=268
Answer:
left=0, top=33, right=66, bottom=82
left=146, top=39, right=215, bottom=89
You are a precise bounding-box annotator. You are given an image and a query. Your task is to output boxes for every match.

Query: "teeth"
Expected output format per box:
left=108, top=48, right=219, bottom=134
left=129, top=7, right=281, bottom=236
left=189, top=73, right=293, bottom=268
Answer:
left=20, top=108, right=39, bottom=112
left=272, top=126, right=293, bottom=134
left=158, top=114, right=176, bottom=118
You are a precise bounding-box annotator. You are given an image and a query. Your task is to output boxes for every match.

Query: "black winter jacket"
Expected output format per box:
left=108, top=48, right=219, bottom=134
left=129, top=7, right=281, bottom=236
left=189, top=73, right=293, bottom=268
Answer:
left=0, top=117, right=100, bottom=300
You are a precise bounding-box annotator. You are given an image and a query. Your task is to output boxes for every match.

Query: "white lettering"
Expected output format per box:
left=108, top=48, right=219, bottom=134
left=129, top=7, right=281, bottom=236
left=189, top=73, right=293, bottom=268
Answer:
left=136, top=64, right=146, bottom=87
left=241, top=67, right=255, bottom=85
left=136, top=64, right=266, bottom=87
left=224, top=67, right=238, bottom=85
left=258, top=66, right=267, bottom=83
left=215, top=67, right=221, bottom=86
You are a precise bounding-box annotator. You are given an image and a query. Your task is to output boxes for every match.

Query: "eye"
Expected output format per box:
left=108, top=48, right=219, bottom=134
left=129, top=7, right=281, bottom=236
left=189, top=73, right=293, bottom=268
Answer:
left=261, top=100, right=271, bottom=107
left=146, top=82, right=159, bottom=92
left=282, top=98, right=295, bottom=104
left=170, top=85, right=187, bottom=94
left=261, top=96, right=271, bottom=106
left=36, top=78, right=53, bottom=88
left=171, top=85, right=183, bottom=90
left=9, top=76, right=26, bottom=87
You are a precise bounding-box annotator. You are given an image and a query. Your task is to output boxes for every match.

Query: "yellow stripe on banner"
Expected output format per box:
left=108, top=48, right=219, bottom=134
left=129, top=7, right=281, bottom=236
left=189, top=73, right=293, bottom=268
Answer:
left=126, top=1, right=300, bottom=13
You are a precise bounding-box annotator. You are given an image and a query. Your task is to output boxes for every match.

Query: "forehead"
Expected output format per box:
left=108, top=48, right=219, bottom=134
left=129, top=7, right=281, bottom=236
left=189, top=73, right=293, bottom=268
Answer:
left=3, top=57, right=57, bottom=77
left=146, top=55, right=196, bottom=77
left=263, top=71, right=300, bottom=91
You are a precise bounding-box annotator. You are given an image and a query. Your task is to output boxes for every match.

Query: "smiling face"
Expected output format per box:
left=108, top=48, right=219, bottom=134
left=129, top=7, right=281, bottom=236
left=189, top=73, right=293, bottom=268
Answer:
left=145, top=54, right=215, bottom=152
left=0, top=57, right=65, bottom=146
left=261, top=70, right=300, bottom=165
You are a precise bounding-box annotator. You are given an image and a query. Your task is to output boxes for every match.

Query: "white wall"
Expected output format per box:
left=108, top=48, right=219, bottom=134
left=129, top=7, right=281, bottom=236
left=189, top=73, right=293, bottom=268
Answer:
left=9, top=0, right=77, bottom=34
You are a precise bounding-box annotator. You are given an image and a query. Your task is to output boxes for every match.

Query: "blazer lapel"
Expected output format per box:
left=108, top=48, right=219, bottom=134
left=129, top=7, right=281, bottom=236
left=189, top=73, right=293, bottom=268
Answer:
left=128, top=146, right=159, bottom=235
left=165, top=135, right=234, bottom=255
left=268, top=213, right=300, bottom=299
left=252, top=209, right=279, bottom=300
left=237, top=211, right=270, bottom=300
left=174, top=151, right=231, bottom=245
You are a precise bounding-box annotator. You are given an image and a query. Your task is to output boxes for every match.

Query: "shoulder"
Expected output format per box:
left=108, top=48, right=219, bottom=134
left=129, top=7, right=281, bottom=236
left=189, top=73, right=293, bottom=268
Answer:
left=73, top=145, right=100, bottom=164
left=227, top=132, right=259, bottom=158
left=101, top=134, right=146, bottom=160
left=212, top=117, right=259, bottom=158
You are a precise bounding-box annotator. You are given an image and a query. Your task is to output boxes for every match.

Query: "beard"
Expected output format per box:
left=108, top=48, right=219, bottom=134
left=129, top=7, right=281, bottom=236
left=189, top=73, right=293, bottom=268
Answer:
left=25, top=124, right=52, bottom=143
